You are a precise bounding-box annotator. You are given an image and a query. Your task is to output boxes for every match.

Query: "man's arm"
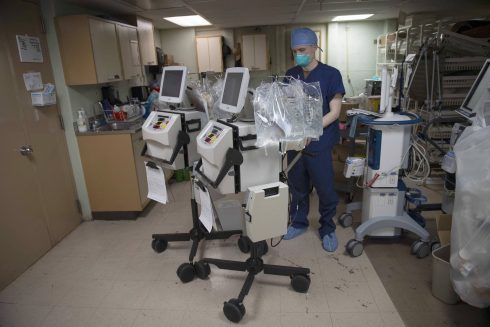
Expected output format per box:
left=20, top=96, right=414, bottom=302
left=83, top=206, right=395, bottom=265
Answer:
left=322, top=94, right=343, bottom=128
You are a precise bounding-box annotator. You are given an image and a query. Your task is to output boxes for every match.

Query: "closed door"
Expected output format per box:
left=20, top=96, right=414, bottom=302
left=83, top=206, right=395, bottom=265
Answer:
left=196, top=37, right=210, bottom=72
left=0, top=0, right=81, bottom=290
left=90, top=18, right=123, bottom=83
left=116, top=24, right=142, bottom=81
left=137, top=18, right=156, bottom=65
left=207, top=36, right=223, bottom=72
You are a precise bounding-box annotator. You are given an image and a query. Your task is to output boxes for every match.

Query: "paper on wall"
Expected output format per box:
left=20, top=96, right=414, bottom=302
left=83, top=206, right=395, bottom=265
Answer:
left=145, top=162, right=167, bottom=204
left=198, top=187, right=214, bottom=233
left=16, top=35, right=43, bottom=63
left=23, top=72, right=43, bottom=91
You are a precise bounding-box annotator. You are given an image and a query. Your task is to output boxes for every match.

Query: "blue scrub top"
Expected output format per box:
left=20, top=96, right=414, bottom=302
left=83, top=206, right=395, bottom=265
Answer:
left=285, top=62, right=345, bottom=151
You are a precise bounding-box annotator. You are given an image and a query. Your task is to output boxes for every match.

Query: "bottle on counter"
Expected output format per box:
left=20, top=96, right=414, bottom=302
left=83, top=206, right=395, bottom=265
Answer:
left=77, top=107, right=88, bottom=132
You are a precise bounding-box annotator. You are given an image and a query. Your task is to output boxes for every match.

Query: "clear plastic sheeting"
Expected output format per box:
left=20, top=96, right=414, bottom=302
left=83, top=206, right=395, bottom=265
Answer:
left=253, top=79, right=323, bottom=148
left=450, top=125, right=490, bottom=308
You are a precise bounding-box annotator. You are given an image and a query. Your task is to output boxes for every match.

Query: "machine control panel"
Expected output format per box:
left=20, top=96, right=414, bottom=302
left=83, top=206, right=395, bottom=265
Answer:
left=203, top=125, right=223, bottom=145
left=151, top=114, right=171, bottom=130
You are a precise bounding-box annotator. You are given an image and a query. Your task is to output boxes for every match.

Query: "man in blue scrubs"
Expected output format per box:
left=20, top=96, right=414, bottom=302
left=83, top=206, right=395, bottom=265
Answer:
left=284, top=28, right=345, bottom=252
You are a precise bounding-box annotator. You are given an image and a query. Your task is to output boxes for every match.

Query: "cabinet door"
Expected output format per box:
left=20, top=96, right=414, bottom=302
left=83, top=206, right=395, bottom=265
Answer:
left=137, top=17, right=156, bottom=65
left=208, top=36, right=223, bottom=72
left=196, top=37, right=210, bottom=72
left=253, top=34, right=268, bottom=70
left=89, top=19, right=123, bottom=83
left=242, top=35, right=255, bottom=70
left=116, top=24, right=143, bottom=81
left=132, top=131, right=149, bottom=207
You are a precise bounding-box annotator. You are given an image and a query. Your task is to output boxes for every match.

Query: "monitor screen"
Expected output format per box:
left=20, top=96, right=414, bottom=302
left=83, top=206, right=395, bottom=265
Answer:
left=221, top=72, right=244, bottom=107
left=462, top=61, right=490, bottom=113
left=161, top=70, right=184, bottom=98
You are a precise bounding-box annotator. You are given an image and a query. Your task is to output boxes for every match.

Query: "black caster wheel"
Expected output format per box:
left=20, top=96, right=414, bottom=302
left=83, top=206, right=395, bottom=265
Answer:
left=194, top=261, right=210, bottom=280
left=259, top=240, right=269, bottom=256
left=151, top=239, right=168, bottom=253
left=291, top=274, right=310, bottom=293
left=223, top=298, right=245, bottom=323
left=176, top=263, right=195, bottom=283
left=238, top=236, right=250, bottom=253
left=411, top=241, right=430, bottom=259
left=346, top=239, right=363, bottom=257
left=338, top=212, right=353, bottom=228
left=431, top=241, right=441, bottom=252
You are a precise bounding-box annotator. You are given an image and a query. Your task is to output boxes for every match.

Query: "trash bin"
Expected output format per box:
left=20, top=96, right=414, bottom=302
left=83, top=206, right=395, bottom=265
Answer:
left=432, top=244, right=460, bottom=304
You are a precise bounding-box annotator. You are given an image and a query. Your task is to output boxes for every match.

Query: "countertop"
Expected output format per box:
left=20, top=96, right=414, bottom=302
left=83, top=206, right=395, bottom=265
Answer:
left=75, top=120, right=144, bottom=136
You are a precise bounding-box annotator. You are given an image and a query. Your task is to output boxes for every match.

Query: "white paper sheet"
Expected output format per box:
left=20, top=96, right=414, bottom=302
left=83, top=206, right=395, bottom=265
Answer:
left=16, top=35, right=43, bottom=63
left=145, top=162, right=167, bottom=204
left=198, top=187, right=214, bottom=233
left=23, top=72, right=43, bottom=91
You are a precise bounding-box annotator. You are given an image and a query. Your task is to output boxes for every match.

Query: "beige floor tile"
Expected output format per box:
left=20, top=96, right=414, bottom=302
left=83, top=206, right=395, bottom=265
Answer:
left=179, top=310, right=233, bottom=327
left=17, top=277, right=74, bottom=306
left=117, top=257, right=166, bottom=282
left=280, top=312, right=333, bottom=327
left=280, top=277, right=330, bottom=313
left=142, top=281, right=195, bottom=311
left=100, top=281, right=152, bottom=309
left=88, top=308, right=138, bottom=327
left=331, top=312, right=386, bottom=327
left=39, top=306, right=96, bottom=327
left=59, top=279, right=114, bottom=307
left=324, top=281, right=378, bottom=313
left=86, top=257, right=128, bottom=281
left=237, top=310, right=281, bottom=327
left=380, top=311, right=405, bottom=327
left=317, top=253, right=367, bottom=283
left=131, top=309, right=184, bottom=327
left=0, top=303, right=53, bottom=327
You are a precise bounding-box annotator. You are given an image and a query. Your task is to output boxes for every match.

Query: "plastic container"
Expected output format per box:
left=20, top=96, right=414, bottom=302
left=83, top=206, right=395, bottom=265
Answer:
left=432, top=244, right=460, bottom=304
left=77, top=108, right=88, bottom=132
left=441, top=151, right=456, bottom=174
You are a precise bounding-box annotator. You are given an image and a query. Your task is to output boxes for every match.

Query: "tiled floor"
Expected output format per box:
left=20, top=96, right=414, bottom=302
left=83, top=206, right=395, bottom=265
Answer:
left=0, top=181, right=403, bottom=327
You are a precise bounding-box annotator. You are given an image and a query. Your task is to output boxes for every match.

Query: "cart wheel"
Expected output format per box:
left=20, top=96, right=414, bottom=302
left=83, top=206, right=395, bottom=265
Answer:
left=431, top=241, right=441, bottom=252
left=410, top=240, right=422, bottom=255
left=415, top=241, right=430, bottom=259
left=237, top=236, right=250, bottom=253
left=152, top=239, right=168, bottom=253
left=223, top=298, right=246, bottom=323
left=176, top=263, right=195, bottom=283
left=259, top=240, right=269, bottom=256
left=194, top=261, right=210, bottom=279
left=338, top=212, right=353, bottom=228
left=291, top=274, right=310, bottom=293
left=346, top=239, right=364, bottom=257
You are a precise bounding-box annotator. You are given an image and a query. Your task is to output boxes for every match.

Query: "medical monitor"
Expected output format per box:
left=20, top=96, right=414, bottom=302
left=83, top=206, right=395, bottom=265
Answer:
left=219, top=67, right=250, bottom=114
left=159, top=66, right=187, bottom=103
left=460, top=59, right=490, bottom=117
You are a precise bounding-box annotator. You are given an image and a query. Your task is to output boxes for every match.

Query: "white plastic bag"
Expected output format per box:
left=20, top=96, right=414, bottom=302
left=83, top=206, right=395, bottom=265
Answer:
left=253, top=79, right=323, bottom=147
left=450, top=125, right=490, bottom=308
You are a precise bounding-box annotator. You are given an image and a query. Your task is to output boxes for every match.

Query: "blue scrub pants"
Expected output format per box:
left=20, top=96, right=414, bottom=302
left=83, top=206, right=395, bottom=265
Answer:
left=287, top=147, right=338, bottom=238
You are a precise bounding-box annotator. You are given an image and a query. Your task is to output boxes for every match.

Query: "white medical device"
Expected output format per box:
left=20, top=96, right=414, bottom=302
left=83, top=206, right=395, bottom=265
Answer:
left=196, top=67, right=282, bottom=195
left=142, top=66, right=207, bottom=169
left=159, top=66, right=188, bottom=103
left=342, top=66, right=431, bottom=257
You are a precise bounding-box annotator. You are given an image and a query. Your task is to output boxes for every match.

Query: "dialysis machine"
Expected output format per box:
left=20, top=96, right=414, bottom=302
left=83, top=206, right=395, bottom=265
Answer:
left=340, top=65, right=432, bottom=258
left=189, top=67, right=311, bottom=323
left=142, top=66, right=242, bottom=273
left=142, top=66, right=208, bottom=170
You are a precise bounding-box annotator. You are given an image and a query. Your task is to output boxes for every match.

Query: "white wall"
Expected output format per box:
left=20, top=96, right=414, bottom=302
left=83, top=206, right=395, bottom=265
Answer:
left=160, top=28, right=198, bottom=75
left=327, top=20, right=396, bottom=97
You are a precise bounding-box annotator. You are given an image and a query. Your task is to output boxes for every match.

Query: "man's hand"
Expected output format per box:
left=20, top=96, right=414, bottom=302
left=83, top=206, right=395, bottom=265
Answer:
left=322, top=94, right=343, bottom=128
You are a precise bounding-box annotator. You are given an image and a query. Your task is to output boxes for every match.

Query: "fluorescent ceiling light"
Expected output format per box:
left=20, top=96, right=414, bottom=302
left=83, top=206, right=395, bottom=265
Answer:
left=164, top=15, right=211, bottom=27
left=332, top=14, right=374, bottom=21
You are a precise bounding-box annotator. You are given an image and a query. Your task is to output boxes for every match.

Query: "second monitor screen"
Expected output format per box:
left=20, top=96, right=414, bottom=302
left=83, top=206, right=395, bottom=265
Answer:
left=221, top=72, right=244, bottom=107
left=161, top=70, right=184, bottom=98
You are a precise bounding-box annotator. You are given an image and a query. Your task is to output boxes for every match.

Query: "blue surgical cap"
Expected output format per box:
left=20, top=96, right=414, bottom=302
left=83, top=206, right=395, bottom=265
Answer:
left=291, top=28, right=317, bottom=48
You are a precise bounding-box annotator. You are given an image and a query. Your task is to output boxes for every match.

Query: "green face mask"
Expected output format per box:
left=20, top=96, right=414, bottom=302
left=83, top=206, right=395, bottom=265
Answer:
left=294, top=53, right=311, bottom=67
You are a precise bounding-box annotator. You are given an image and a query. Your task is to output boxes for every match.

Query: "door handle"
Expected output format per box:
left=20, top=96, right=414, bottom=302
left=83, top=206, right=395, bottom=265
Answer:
left=19, top=145, right=34, bottom=156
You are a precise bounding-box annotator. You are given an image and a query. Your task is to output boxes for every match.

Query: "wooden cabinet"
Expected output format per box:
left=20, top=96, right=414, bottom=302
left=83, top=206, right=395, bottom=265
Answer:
left=56, top=15, right=123, bottom=85
left=196, top=36, right=223, bottom=73
left=116, top=24, right=143, bottom=82
left=242, top=34, right=268, bottom=71
left=77, top=131, right=150, bottom=218
left=136, top=17, right=157, bottom=65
